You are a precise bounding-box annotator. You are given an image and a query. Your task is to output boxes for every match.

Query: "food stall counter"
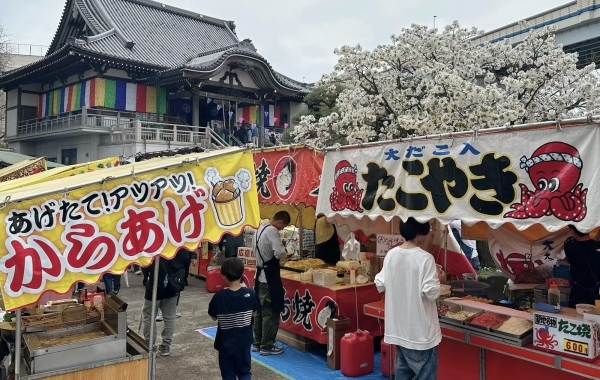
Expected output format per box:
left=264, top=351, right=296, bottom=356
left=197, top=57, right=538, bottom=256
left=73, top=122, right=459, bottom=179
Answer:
left=278, top=269, right=383, bottom=344
left=364, top=301, right=600, bottom=380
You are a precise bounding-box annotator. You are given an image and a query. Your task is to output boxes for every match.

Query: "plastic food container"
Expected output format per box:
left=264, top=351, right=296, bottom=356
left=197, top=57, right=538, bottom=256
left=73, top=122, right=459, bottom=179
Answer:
left=439, top=284, right=451, bottom=296
left=576, top=304, right=596, bottom=315
left=583, top=309, right=600, bottom=325
left=465, top=311, right=509, bottom=332
left=441, top=304, right=483, bottom=326
left=494, top=317, right=533, bottom=339
left=534, top=284, right=571, bottom=307
left=436, top=300, right=451, bottom=317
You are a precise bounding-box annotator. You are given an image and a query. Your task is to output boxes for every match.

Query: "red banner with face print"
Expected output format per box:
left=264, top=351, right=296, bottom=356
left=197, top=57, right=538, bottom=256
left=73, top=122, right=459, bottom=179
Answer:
left=253, top=146, right=323, bottom=207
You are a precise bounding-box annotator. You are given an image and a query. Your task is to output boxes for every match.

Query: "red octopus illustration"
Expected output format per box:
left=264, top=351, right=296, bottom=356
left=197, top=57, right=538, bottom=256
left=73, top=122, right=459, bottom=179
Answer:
left=504, top=142, right=588, bottom=221
left=330, top=160, right=363, bottom=212
left=495, top=250, right=543, bottom=276
left=534, top=326, right=558, bottom=350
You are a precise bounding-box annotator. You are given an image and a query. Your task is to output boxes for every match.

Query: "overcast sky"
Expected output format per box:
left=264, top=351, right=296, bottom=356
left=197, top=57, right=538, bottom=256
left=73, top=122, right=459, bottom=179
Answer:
left=1, top=0, right=568, bottom=82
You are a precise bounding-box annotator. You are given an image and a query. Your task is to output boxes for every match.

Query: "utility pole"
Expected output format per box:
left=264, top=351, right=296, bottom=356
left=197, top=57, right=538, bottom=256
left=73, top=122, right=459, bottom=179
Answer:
left=434, top=16, right=437, bottom=30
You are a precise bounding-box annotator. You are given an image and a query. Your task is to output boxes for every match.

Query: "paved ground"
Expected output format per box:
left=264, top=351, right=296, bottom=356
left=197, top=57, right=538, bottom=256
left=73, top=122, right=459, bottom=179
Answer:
left=120, top=272, right=288, bottom=380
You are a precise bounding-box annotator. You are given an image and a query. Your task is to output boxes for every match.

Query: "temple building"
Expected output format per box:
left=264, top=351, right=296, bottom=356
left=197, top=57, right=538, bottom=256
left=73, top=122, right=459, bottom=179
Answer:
left=0, top=0, right=310, bottom=164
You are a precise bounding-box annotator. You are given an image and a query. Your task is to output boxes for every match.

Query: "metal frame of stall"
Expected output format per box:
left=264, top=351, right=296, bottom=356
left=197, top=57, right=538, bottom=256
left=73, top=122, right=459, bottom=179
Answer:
left=11, top=224, right=162, bottom=380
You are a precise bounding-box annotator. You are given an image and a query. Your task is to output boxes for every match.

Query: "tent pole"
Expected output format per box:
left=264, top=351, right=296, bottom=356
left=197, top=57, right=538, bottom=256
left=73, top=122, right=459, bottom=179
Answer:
left=148, top=257, right=160, bottom=380
left=14, top=309, right=21, bottom=379
left=444, top=226, right=448, bottom=274
left=298, top=210, right=303, bottom=257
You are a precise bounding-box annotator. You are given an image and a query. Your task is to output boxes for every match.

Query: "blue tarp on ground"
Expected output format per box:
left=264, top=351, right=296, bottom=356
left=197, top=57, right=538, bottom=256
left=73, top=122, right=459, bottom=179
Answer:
left=198, top=326, right=387, bottom=380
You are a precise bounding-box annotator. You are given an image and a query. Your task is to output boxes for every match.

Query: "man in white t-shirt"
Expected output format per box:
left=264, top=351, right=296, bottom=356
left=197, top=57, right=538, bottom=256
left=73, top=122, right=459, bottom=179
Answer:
left=375, top=218, right=444, bottom=379
left=449, top=220, right=480, bottom=271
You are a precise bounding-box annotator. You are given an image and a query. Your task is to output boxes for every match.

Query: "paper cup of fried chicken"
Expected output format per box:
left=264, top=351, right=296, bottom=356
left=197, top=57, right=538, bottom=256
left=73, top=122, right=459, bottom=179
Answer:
left=205, top=167, right=252, bottom=227
left=212, top=178, right=243, bottom=226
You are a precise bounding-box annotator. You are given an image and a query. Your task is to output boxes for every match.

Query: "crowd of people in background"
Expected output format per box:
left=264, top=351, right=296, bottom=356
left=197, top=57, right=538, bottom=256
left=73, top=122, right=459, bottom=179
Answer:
left=216, top=123, right=281, bottom=147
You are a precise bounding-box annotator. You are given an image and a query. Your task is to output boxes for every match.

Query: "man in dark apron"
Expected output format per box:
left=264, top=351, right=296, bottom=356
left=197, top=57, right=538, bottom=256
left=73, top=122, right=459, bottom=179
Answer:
left=253, top=211, right=291, bottom=355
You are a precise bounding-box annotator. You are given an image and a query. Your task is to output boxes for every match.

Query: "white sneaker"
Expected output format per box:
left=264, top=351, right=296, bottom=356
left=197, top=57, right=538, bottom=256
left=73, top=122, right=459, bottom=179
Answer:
left=175, top=312, right=181, bottom=318
left=155, top=310, right=163, bottom=322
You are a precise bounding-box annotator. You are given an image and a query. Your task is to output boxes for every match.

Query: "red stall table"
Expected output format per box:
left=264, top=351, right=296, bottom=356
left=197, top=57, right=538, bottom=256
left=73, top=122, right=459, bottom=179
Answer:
left=205, top=266, right=256, bottom=293
left=279, top=269, right=383, bottom=345
left=364, top=301, right=600, bottom=380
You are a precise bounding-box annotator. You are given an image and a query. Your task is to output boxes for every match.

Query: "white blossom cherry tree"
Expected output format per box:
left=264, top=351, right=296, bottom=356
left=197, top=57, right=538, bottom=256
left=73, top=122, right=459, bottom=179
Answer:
left=292, top=21, right=600, bottom=147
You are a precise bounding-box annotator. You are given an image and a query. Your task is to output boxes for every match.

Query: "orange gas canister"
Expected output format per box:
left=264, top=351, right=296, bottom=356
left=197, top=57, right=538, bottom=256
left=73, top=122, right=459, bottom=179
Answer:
left=380, top=340, right=396, bottom=377
left=340, top=331, right=374, bottom=377
left=205, top=266, right=226, bottom=293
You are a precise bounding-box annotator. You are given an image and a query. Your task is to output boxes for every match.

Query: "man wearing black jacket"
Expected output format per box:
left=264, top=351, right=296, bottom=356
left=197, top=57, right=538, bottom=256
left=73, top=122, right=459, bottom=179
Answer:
left=142, top=248, right=196, bottom=356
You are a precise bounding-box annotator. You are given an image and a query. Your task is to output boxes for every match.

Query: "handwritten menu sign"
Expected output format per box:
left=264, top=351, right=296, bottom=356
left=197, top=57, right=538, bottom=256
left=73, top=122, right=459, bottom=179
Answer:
left=376, top=235, right=405, bottom=256
left=238, top=247, right=256, bottom=266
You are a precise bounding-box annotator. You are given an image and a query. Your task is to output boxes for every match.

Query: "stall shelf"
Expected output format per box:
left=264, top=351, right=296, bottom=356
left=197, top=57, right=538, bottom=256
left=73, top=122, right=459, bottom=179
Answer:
left=278, top=270, right=382, bottom=344
left=20, top=351, right=148, bottom=380
left=365, top=301, right=600, bottom=380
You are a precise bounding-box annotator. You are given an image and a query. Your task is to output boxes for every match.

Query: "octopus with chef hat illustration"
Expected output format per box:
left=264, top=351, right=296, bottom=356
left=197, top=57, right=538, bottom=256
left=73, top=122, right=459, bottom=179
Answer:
left=504, top=142, right=588, bottom=222
left=204, top=167, right=252, bottom=227
left=329, top=160, right=364, bottom=212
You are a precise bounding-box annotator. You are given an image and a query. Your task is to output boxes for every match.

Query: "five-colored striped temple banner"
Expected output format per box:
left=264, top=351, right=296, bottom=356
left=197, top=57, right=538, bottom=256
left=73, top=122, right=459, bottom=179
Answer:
left=238, top=105, right=281, bottom=127
left=38, top=78, right=167, bottom=117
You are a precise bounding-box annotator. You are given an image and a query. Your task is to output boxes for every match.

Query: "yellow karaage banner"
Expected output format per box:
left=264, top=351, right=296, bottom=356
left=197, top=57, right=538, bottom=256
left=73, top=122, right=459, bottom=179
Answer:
left=0, top=148, right=260, bottom=310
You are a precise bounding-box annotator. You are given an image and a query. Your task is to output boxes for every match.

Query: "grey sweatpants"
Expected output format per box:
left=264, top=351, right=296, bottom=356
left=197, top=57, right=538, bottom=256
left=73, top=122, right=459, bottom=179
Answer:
left=143, top=295, right=178, bottom=347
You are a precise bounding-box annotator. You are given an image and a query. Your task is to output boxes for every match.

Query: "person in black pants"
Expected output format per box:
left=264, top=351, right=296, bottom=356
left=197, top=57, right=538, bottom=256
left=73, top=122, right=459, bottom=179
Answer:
left=148, top=248, right=197, bottom=321
left=209, top=258, right=258, bottom=380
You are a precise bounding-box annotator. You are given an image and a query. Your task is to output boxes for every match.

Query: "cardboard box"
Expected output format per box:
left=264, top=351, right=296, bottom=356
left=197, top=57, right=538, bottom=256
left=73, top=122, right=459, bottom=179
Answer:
left=189, top=256, right=199, bottom=276
left=369, top=256, right=385, bottom=282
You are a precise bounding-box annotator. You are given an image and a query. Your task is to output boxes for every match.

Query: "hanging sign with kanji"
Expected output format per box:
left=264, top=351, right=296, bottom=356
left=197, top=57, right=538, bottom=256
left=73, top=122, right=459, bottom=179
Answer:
left=317, top=125, right=600, bottom=232
left=0, top=150, right=260, bottom=310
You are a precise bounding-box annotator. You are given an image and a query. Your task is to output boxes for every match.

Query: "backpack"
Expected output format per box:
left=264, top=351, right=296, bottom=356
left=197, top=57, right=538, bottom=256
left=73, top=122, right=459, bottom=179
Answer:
left=160, top=260, right=186, bottom=293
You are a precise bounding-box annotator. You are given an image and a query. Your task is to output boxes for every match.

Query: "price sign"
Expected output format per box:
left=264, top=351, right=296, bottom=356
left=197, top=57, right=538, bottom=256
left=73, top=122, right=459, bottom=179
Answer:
left=376, top=235, right=405, bottom=256
left=533, top=311, right=600, bottom=361
left=237, top=247, right=256, bottom=267
left=564, top=339, right=589, bottom=356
